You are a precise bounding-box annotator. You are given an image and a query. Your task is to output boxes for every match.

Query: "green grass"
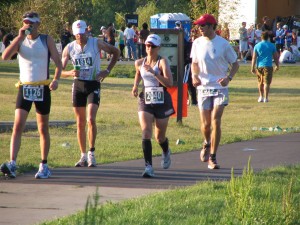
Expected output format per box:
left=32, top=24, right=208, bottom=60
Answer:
left=0, top=62, right=299, bottom=172
left=41, top=163, right=300, bottom=225
left=0, top=61, right=299, bottom=224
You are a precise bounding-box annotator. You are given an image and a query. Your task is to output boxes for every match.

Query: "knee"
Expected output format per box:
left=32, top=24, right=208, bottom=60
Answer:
left=87, top=117, right=96, bottom=127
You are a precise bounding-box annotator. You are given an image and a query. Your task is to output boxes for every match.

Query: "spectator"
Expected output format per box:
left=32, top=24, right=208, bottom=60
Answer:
left=251, top=31, right=279, bottom=103
left=60, top=23, right=72, bottom=51
left=254, top=23, right=262, bottom=44
left=274, top=22, right=285, bottom=53
left=124, top=23, right=137, bottom=61
left=239, top=22, right=248, bottom=63
left=138, top=22, right=150, bottom=58
left=221, top=22, right=230, bottom=41
left=117, top=26, right=125, bottom=60
left=279, top=47, right=296, bottom=63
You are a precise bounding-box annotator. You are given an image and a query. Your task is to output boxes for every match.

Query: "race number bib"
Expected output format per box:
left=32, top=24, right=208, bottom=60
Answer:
left=145, top=87, right=164, bottom=104
left=199, top=89, right=219, bottom=97
left=74, top=53, right=93, bottom=80
left=23, top=85, right=44, bottom=101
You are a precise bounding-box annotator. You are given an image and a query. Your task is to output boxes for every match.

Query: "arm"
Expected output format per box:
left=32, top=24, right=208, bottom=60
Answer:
left=191, top=62, right=201, bottom=87
left=157, top=58, right=173, bottom=88
left=1, top=24, right=31, bottom=60
left=97, top=39, right=120, bottom=82
left=61, top=44, right=78, bottom=79
left=273, top=51, right=279, bottom=71
left=217, top=61, right=239, bottom=87
left=251, top=51, right=257, bottom=74
left=47, top=36, right=62, bottom=91
left=132, top=59, right=143, bottom=97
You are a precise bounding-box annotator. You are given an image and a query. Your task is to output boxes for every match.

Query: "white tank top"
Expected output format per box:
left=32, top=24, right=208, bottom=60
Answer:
left=68, top=37, right=101, bottom=81
left=140, top=57, right=161, bottom=87
left=18, top=35, right=49, bottom=83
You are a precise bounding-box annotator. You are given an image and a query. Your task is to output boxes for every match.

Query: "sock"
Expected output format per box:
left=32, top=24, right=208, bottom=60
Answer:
left=90, top=147, right=95, bottom=152
left=159, top=138, right=169, bottom=153
left=142, top=139, right=152, bottom=166
left=42, top=160, right=47, bottom=164
left=210, top=154, right=216, bottom=160
left=81, top=153, right=87, bottom=159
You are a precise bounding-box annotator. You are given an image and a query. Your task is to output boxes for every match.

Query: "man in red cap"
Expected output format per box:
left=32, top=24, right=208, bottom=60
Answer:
left=191, top=14, right=239, bottom=169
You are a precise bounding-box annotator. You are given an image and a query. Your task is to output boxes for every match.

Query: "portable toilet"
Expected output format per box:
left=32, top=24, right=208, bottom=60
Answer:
left=158, top=13, right=191, bottom=41
left=150, top=13, right=167, bottom=29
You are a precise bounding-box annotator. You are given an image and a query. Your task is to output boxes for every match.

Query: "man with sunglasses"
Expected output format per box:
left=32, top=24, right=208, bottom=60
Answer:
left=191, top=14, right=239, bottom=169
left=61, top=20, right=120, bottom=168
left=0, top=11, right=62, bottom=179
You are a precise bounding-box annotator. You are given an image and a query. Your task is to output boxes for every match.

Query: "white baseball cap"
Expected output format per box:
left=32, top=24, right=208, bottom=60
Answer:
left=72, top=20, right=87, bottom=35
left=145, top=34, right=161, bottom=47
left=283, top=25, right=288, bottom=29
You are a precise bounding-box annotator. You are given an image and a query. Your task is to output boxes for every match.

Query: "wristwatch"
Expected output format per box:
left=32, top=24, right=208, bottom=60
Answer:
left=227, top=75, right=233, bottom=81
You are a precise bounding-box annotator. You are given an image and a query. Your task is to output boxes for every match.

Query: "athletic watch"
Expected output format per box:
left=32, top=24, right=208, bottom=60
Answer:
left=227, top=75, right=233, bottom=81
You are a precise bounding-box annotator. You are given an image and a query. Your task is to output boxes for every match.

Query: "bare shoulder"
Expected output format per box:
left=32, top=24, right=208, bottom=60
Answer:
left=135, top=58, right=144, bottom=67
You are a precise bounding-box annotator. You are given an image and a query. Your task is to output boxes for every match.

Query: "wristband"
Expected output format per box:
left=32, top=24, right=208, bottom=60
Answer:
left=227, top=75, right=233, bottom=81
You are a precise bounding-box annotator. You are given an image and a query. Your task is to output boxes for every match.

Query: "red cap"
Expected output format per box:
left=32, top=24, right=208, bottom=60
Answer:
left=194, top=14, right=217, bottom=25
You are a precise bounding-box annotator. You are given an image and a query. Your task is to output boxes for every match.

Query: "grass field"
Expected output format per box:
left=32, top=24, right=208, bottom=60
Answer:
left=0, top=61, right=299, bottom=224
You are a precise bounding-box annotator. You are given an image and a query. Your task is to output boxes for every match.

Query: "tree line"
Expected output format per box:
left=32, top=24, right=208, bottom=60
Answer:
left=0, top=0, right=218, bottom=41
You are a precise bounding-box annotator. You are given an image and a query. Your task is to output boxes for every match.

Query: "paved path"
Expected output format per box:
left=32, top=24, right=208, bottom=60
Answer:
left=0, top=133, right=299, bottom=225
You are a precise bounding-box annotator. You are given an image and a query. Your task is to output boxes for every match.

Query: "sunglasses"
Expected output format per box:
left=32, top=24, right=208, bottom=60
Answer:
left=22, top=12, right=39, bottom=18
left=199, top=23, right=211, bottom=28
left=145, top=44, right=158, bottom=48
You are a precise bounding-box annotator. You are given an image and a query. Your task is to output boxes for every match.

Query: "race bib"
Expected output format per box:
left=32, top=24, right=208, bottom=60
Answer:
left=145, top=87, right=164, bottom=104
left=199, top=89, right=219, bottom=97
left=23, top=85, right=44, bottom=101
left=74, top=53, right=93, bottom=80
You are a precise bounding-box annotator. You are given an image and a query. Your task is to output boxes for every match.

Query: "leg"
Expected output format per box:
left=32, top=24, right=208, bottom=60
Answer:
left=210, top=105, right=225, bottom=155
left=199, top=109, right=212, bottom=144
left=127, top=42, right=132, bottom=60
left=10, top=109, right=29, bottom=161
left=73, top=107, right=87, bottom=154
left=87, top=103, right=99, bottom=149
left=36, top=113, right=50, bottom=161
left=264, top=83, right=270, bottom=100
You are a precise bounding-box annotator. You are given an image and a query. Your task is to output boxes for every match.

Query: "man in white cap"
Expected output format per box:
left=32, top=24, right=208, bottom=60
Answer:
left=0, top=11, right=62, bottom=179
left=191, top=14, right=239, bottom=169
left=61, top=20, right=120, bottom=168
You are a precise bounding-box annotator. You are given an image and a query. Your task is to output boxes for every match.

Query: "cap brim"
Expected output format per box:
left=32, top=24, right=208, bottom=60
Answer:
left=23, top=17, right=40, bottom=23
left=73, top=28, right=86, bottom=35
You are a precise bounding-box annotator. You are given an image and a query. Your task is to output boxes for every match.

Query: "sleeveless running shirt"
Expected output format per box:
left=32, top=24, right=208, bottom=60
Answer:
left=18, top=35, right=49, bottom=83
left=68, top=37, right=101, bottom=81
left=140, top=57, right=161, bottom=87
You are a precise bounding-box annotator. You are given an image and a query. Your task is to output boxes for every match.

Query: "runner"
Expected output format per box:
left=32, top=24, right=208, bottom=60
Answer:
left=132, top=34, right=175, bottom=177
left=61, top=20, right=120, bottom=167
left=0, top=11, right=62, bottom=179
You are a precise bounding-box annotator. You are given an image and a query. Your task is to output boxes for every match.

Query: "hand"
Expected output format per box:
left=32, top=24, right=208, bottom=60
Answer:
left=132, top=85, right=138, bottom=97
left=71, top=69, right=80, bottom=78
left=96, top=70, right=110, bottom=82
left=251, top=68, right=257, bottom=75
left=217, top=77, right=230, bottom=87
left=192, top=76, right=201, bottom=87
left=49, top=79, right=58, bottom=91
left=143, top=64, right=156, bottom=76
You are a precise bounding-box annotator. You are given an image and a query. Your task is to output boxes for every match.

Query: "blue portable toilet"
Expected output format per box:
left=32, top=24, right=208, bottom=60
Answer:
left=158, top=13, right=191, bottom=41
left=150, top=13, right=166, bottom=29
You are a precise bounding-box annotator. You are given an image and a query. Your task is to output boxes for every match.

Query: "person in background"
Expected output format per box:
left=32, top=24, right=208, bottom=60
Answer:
left=274, top=22, right=285, bottom=53
left=87, top=25, right=93, bottom=37
left=239, top=22, right=248, bottom=63
left=61, top=20, right=120, bottom=168
left=191, top=14, right=239, bottom=170
left=279, top=46, right=296, bottom=64
left=61, top=22, right=72, bottom=51
left=251, top=31, right=279, bottom=103
left=106, top=23, right=116, bottom=61
left=138, top=22, right=150, bottom=58
left=221, top=22, right=230, bottom=41
left=0, top=11, right=62, bottom=179
left=254, top=23, right=262, bottom=44
left=117, top=26, right=125, bottom=61
left=283, top=25, right=292, bottom=49
left=261, top=16, right=274, bottom=43
left=131, top=34, right=175, bottom=177
left=124, top=23, right=137, bottom=61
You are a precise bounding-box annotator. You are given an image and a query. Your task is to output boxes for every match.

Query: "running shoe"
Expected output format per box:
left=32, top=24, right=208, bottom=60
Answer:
left=142, top=165, right=154, bottom=178
left=200, top=142, right=210, bottom=162
left=161, top=149, right=171, bottom=169
left=75, top=156, right=88, bottom=167
left=35, top=163, right=51, bottom=179
left=88, top=151, right=97, bottom=167
left=208, top=156, right=220, bottom=169
left=264, top=98, right=269, bottom=103
left=0, top=161, right=16, bottom=178
left=258, top=96, right=263, bottom=102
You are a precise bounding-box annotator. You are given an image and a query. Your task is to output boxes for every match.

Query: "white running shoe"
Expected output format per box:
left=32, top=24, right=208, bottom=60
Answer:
left=258, top=96, right=263, bottom=102
left=142, top=165, right=154, bottom=178
left=0, top=161, right=16, bottom=178
left=35, top=163, right=51, bottom=179
left=161, top=149, right=171, bottom=169
left=264, top=98, right=269, bottom=103
left=88, top=151, right=97, bottom=167
left=75, top=156, right=88, bottom=167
